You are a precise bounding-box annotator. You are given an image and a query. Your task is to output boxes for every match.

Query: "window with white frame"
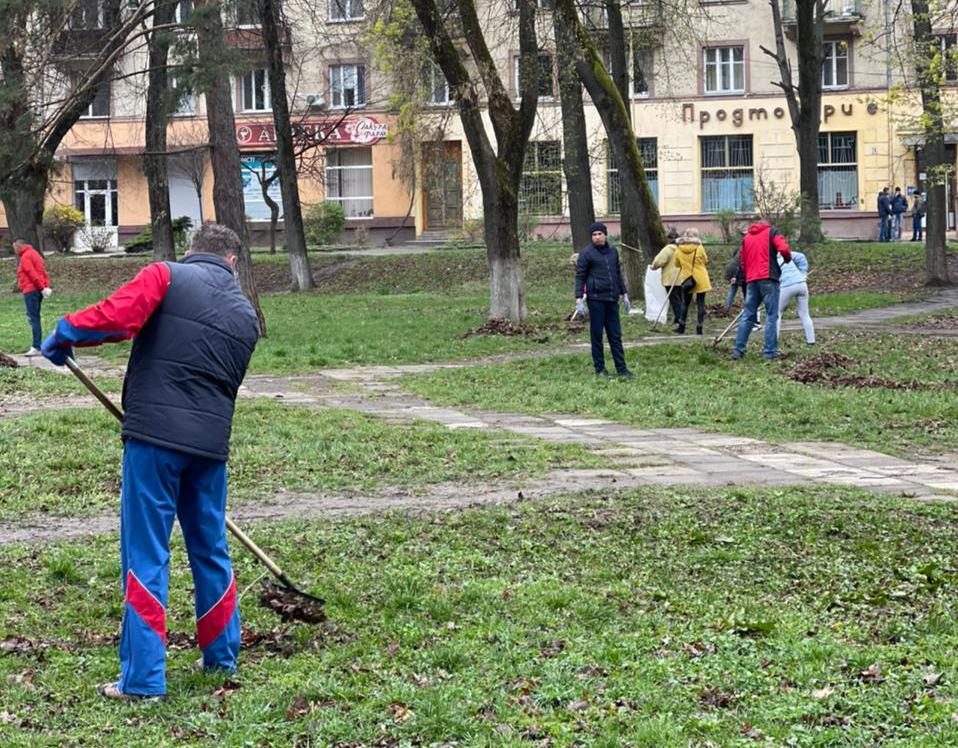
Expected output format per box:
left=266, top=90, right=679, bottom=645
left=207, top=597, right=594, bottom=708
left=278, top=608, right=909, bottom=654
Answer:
left=174, top=0, right=193, bottom=23
left=608, top=138, right=658, bottom=214
left=703, top=45, right=745, bottom=94
left=235, top=0, right=258, bottom=26
left=817, top=131, right=857, bottom=209
left=74, top=177, right=118, bottom=227
left=425, top=63, right=451, bottom=105
left=821, top=40, right=849, bottom=89
left=633, top=48, right=652, bottom=97
left=330, top=64, right=366, bottom=108
left=80, top=80, right=111, bottom=119
left=171, top=73, right=197, bottom=115
left=519, top=141, right=562, bottom=215
left=937, top=33, right=958, bottom=82
left=69, top=0, right=104, bottom=30
left=326, top=148, right=373, bottom=217
left=513, top=53, right=554, bottom=99
left=701, top=135, right=754, bottom=212
left=241, top=69, right=271, bottom=112
left=330, top=0, right=364, bottom=21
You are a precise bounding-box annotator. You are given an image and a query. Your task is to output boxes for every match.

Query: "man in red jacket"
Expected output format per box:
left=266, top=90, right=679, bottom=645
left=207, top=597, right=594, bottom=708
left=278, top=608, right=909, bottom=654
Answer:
left=14, top=239, right=52, bottom=356
left=731, top=222, right=792, bottom=360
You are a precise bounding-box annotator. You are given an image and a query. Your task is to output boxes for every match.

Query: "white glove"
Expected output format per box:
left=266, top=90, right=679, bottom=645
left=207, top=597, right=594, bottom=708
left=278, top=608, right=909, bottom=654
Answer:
left=622, top=294, right=632, bottom=314
left=41, top=288, right=52, bottom=299
left=575, top=300, right=586, bottom=317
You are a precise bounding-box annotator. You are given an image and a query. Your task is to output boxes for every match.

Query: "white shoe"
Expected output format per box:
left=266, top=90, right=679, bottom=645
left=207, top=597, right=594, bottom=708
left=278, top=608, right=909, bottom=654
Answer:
left=752, top=323, right=762, bottom=332
left=24, top=347, right=40, bottom=357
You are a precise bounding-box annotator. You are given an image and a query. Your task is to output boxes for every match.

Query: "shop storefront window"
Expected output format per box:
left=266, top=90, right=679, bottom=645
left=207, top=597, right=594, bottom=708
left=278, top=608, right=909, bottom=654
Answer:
left=608, top=138, right=658, bottom=214
left=241, top=69, right=271, bottom=112
left=701, top=135, right=753, bottom=212
left=330, top=64, right=366, bottom=108
left=520, top=141, right=562, bottom=215
left=822, top=40, right=848, bottom=89
left=240, top=157, right=283, bottom=221
left=818, top=131, right=857, bottom=210
left=703, top=46, right=744, bottom=95
left=326, top=148, right=373, bottom=217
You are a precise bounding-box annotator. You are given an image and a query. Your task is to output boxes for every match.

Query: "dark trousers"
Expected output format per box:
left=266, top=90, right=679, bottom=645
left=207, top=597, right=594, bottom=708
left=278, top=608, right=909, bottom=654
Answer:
left=667, top=286, right=683, bottom=323
left=912, top=214, right=924, bottom=241
left=679, top=291, right=706, bottom=330
left=23, top=291, right=42, bottom=349
left=587, top=298, right=627, bottom=374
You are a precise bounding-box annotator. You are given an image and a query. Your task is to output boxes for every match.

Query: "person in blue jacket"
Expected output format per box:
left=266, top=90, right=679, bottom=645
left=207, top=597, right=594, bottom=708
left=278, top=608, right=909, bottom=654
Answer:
left=776, top=249, right=815, bottom=345
left=41, top=223, right=259, bottom=701
left=574, top=222, right=635, bottom=379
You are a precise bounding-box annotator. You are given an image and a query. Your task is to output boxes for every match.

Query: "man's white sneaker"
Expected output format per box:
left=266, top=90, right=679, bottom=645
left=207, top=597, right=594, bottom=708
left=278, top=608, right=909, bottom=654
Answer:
left=24, top=347, right=40, bottom=357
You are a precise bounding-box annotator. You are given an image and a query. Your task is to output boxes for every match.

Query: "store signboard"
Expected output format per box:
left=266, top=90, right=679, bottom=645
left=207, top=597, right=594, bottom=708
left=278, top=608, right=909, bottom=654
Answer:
left=236, top=116, right=388, bottom=149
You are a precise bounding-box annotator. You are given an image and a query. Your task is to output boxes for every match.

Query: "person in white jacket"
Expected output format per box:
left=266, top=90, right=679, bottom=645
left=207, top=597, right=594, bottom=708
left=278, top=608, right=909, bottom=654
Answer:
left=776, top=250, right=815, bottom=345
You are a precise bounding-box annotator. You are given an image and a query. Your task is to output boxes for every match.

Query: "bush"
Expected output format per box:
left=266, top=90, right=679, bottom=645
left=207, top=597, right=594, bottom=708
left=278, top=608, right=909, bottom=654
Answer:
left=714, top=208, right=744, bottom=244
left=751, top=169, right=802, bottom=241
left=42, top=205, right=85, bottom=253
left=303, top=202, right=346, bottom=246
left=454, top=217, right=484, bottom=243
left=124, top=216, right=193, bottom=254
left=78, top=225, right=115, bottom=254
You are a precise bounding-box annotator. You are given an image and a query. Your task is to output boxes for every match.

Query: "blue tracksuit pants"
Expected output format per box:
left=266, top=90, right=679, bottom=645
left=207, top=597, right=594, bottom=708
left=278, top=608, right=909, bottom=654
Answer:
left=118, top=438, right=240, bottom=696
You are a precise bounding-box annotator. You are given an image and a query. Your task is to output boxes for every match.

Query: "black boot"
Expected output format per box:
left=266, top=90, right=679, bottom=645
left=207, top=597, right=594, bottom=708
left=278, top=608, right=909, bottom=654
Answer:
left=696, top=325, right=703, bottom=335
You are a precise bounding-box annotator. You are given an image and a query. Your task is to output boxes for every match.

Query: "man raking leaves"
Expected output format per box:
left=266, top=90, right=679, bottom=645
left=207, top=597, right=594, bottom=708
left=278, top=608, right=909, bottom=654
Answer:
left=41, top=224, right=260, bottom=702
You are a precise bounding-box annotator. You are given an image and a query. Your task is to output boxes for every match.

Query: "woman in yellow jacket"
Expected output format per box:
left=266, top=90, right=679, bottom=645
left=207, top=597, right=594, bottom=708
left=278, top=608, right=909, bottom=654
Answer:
left=650, top=227, right=682, bottom=324
left=674, top=228, right=712, bottom=335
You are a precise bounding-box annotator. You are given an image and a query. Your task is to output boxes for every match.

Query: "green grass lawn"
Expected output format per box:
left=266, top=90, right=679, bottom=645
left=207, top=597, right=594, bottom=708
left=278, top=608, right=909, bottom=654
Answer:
left=401, top=331, right=958, bottom=458
left=0, top=401, right=601, bottom=520
left=1, top=241, right=944, bottom=373
left=1, top=486, right=956, bottom=746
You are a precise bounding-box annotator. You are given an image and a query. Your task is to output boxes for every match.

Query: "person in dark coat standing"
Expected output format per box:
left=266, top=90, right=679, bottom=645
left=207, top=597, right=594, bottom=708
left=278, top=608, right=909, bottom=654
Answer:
left=911, top=192, right=926, bottom=241
left=891, top=186, right=907, bottom=240
left=574, top=222, right=635, bottom=379
left=877, top=188, right=892, bottom=241
left=41, top=223, right=259, bottom=701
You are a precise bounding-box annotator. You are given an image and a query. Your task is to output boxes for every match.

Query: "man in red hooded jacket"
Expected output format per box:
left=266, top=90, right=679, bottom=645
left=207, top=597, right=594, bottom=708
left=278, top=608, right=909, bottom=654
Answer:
left=731, top=222, right=791, bottom=360
left=14, top=239, right=52, bottom=356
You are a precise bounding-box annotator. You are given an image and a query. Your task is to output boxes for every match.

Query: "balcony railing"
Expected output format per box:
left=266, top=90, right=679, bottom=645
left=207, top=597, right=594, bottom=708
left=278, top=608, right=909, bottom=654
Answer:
left=783, top=0, right=863, bottom=23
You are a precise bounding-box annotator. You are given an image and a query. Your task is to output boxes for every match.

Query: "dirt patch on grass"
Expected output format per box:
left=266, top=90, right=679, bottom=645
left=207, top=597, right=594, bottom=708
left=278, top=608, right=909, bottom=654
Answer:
left=786, top=351, right=954, bottom=390
left=0, top=352, right=18, bottom=368
left=899, top=313, right=958, bottom=334
left=460, top=319, right=552, bottom=341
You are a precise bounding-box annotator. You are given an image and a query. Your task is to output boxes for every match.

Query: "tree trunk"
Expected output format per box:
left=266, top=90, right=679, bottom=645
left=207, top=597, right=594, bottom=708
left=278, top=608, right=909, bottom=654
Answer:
left=555, top=0, right=665, bottom=298
left=793, top=0, right=823, bottom=242
left=260, top=0, right=313, bottom=290
left=145, top=0, right=176, bottom=262
left=912, top=0, right=951, bottom=285
left=196, top=1, right=266, bottom=333
left=554, top=9, right=594, bottom=251
left=263, top=184, right=279, bottom=255
left=483, top=188, right=526, bottom=319
left=1, top=164, right=47, bottom=249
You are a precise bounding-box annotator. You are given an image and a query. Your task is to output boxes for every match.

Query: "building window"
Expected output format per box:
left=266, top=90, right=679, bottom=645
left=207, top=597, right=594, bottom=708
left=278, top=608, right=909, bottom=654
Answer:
left=69, top=0, right=104, bottom=30
left=607, top=138, right=658, bottom=214
left=174, top=0, right=193, bottom=23
left=74, top=178, right=119, bottom=227
left=80, top=80, right=111, bottom=119
left=425, top=63, right=451, bottom=105
left=818, top=131, right=857, bottom=209
left=330, top=0, right=364, bottom=21
left=171, top=74, right=196, bottom=115
left=701, top=135, right=753, bottom=212
left=326, top=148, right=373, bottom=217
left=937, top=33, right=958, bottom=82
left=633, top=48, right=652, bottom=98
left=703, top=45, right=745, bottom=94
left=519, top=140, right=562, bottom=215
left=330, top=64, right=366, bottom=108
left=241, top=157, right=283, bottom=221
left=241, top=69, right=271, bottom=112
left=234, top=0, right=259, bottom=26
left=822, top=40, right=849, bottom=89
left=513, top=53, right=554, bottom=99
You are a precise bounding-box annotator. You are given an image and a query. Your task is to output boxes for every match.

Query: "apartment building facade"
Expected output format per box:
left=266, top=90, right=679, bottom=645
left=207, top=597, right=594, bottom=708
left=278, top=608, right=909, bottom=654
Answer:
left=5, top=0, right=951, bottom=246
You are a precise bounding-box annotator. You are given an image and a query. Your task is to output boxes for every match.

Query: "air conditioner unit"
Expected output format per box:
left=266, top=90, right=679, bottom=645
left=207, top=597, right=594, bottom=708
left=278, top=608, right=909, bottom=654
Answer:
left=305, top=93, right=324, bottom=108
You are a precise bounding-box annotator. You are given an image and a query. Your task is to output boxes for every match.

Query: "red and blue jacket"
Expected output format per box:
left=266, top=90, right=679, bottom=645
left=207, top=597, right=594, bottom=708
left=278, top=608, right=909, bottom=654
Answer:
left=739, top=223, right=792, bottom=284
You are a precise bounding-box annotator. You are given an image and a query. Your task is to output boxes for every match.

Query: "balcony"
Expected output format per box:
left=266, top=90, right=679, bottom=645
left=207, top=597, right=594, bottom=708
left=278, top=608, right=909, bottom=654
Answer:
left=582, top=0, right=665, bottom=34
left=225, top=23, right=293, bottom=54
left=783, top=0, right=864, bottom=38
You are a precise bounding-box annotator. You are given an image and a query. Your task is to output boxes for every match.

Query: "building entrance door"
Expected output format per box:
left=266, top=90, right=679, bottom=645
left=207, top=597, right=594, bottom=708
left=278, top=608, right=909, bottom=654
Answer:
left=423, top=142, right=462, bottom=230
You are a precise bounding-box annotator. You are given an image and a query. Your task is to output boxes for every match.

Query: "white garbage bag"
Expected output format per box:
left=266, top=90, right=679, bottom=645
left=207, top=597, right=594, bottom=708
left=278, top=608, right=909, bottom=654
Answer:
left=644, top=266, right=668, bottom=323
